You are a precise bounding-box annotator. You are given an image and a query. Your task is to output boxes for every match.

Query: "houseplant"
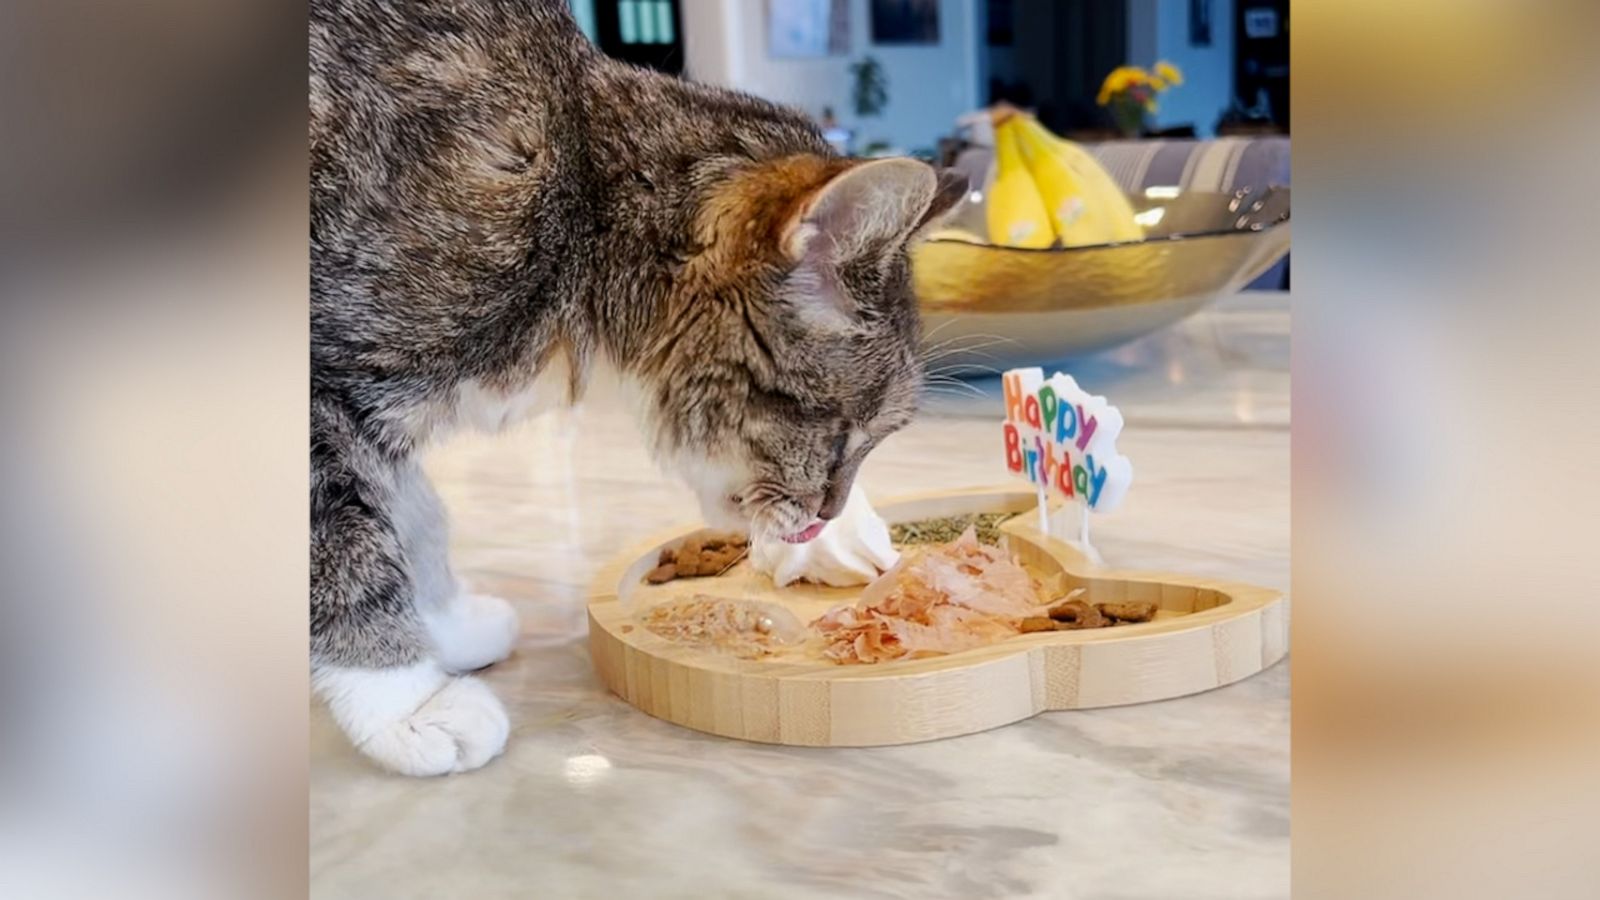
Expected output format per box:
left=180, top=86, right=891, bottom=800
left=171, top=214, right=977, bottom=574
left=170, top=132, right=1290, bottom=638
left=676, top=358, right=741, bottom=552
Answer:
left=849, top=55, right=891, bottom=155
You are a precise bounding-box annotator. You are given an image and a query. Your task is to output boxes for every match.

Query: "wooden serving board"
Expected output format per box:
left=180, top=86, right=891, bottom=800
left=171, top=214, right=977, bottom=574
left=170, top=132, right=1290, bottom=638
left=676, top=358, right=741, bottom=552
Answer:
left=587, top=487, right=1287, bottom=747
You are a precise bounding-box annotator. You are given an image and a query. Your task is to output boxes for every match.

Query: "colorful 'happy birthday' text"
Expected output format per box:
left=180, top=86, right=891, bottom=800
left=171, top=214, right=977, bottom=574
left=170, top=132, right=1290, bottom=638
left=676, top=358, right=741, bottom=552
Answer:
left=1001, top=368, right=1132, bottom=512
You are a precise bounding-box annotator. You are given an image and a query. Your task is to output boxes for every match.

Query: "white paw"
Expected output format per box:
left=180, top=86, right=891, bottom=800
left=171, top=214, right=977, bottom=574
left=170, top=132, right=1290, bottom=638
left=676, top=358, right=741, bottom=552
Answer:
left=426, top=592, right=520, bottom=673
left=315, top=662, right=510, bottom=776
left=359, top=677, right=509, bottom=776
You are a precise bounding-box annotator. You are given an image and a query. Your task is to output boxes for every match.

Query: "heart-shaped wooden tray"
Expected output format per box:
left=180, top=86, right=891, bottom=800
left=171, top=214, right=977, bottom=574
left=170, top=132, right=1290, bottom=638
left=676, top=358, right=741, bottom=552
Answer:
left=587, top=487, right=1287, bottom=746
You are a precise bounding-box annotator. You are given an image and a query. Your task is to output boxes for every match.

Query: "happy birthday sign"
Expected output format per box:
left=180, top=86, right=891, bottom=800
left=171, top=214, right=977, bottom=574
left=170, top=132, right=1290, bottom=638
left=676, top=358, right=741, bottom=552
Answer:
left=1001, top=368, right=1132, bottom=513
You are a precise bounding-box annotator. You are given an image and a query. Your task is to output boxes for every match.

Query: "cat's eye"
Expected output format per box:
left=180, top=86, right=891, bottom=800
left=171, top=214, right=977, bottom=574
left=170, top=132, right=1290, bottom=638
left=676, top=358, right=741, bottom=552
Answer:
left=829, top=431, right=848, bottom=469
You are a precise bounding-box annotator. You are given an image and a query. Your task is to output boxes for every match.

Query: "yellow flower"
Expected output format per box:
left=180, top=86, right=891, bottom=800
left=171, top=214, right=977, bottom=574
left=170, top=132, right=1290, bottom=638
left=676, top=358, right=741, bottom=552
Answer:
left=1102, top=66, right=1145, bottom=96
left=1154, top=61, right=1183, bottom=86
left=1150, top=77, right=1168, bottom=91
left=1147, top=100, right=1159, bottom=114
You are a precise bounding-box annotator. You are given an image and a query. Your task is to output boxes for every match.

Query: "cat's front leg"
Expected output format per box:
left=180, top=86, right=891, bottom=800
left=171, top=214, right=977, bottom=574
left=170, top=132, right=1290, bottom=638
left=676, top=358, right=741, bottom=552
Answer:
left=312, top=660, right=509, bottom=776
left=424, top=591, right=520, bottom=673
left=387, top=460, right=522, bottom=674
left=312, top=437, right=510, bottom=776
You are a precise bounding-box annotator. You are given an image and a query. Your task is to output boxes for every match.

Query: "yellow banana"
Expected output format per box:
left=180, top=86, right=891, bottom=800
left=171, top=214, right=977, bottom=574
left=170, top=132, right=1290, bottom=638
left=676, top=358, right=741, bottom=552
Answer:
left=1039, top=116, right=1145, bottom=243
left=1012, top=114, right=1145, bottom=245
left=1009, top=117, right=1104, bottom=246
left=985, top=118, right=1055, bottom=249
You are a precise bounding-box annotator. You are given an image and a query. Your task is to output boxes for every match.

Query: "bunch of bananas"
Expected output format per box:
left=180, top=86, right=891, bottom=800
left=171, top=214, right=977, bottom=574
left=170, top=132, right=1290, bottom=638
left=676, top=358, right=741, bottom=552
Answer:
left=983, top=111, right=1144, bottom=249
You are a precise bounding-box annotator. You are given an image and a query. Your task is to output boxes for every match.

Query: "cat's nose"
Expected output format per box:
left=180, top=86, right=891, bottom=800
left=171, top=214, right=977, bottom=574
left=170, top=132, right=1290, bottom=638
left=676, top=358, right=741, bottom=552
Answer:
left=817, top=463, right=861, bottom=520
left=817, top=483, right=850, bottom=520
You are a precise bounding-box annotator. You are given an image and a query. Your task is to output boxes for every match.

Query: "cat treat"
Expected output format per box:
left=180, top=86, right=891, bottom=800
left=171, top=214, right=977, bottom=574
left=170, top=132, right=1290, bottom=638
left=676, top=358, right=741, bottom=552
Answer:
left=890, top=512, right=1012, bottom=546
left=1096, top=601, right=1158, bottom=623
left=810, top=526, right=1048, bottom=665
left=591, top=487, right=1288, bottom=745
left=1047, top=599, right=1108, bottom=629
left=1030, top=596, right=1159, bottom=630
left=640, top=595, right=803, bottom=659
left=644, top=533, right=749, bottom=584
left=639, top=517, right=1163, bottom=661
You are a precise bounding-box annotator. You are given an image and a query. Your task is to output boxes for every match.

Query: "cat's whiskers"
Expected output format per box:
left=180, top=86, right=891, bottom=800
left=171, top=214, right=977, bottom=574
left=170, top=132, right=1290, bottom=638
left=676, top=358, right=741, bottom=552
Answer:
left=924, top=373, right=991, bottom=388
left=920, top=380, right=988, bottom=400
left=927, top=361, right=1005, bottom=379
left=918, top=317, right=963, bottom=346
left=739, top=480, right=810, bottom=543
left=918, top=333, right=1008, bottom=402
left=918, top=329, right=1016, bottom=362
left=920, top=338, right=1016, bottom=368
left=714, top=546, right=750, bottom=577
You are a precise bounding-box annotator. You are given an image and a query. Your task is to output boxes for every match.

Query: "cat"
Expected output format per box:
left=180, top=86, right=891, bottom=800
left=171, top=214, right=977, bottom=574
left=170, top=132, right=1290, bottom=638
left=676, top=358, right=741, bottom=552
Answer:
left=311, top=0, right=964, bottom=775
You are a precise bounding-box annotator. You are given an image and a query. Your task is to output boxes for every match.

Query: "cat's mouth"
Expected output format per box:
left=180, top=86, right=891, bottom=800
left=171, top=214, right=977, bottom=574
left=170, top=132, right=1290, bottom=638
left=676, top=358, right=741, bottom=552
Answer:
left=732, top=488, right=825, bottom=545
left=781, top=521, right=827, bottom=544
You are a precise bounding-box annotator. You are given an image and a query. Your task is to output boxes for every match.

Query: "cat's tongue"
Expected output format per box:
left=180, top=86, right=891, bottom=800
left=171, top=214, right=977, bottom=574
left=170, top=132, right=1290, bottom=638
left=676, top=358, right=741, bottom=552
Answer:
left=782, top=521, right=827, bottom=544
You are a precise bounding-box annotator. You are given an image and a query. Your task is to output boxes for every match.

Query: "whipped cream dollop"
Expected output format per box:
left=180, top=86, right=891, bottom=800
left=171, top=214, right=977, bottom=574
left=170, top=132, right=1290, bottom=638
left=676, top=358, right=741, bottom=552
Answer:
left=752, top=484, right=899, bottom=587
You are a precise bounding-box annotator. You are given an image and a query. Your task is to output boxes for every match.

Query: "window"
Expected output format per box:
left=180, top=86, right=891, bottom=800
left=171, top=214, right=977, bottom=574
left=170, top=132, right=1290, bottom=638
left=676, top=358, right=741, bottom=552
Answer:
left=617, top=1, right=674, bottom=45
left=595, top=0, right=683, bottom=75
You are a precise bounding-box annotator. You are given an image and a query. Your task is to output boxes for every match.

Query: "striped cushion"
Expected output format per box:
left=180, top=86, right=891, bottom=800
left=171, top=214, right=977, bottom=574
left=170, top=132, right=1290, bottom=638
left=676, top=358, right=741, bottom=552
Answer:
left=1092, top=138, right=1288, bottom=290
left=1088, top=137, right=1291, bottom=197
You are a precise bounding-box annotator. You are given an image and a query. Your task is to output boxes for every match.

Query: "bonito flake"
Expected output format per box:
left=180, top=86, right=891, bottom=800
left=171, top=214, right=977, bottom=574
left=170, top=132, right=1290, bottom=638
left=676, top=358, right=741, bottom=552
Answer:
left=811, top=527, right=1048, bottom=664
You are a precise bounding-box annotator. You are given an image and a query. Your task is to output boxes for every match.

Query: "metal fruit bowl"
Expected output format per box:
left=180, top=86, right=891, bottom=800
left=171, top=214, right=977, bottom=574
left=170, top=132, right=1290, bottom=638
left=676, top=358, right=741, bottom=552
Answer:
left=912, top=185, right=1290, bottom=367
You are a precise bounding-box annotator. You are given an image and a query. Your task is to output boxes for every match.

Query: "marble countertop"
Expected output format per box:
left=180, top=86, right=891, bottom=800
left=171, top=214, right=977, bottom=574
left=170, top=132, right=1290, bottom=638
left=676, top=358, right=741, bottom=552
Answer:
left=311, top=292, right=1290, bottom=899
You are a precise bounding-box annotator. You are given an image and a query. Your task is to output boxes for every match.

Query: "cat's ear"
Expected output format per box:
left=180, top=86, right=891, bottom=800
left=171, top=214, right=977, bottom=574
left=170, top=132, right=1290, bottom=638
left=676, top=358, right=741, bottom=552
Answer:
left=782, top=158, right=942, bottom=262
left=912, top=168, right=970, bottom=236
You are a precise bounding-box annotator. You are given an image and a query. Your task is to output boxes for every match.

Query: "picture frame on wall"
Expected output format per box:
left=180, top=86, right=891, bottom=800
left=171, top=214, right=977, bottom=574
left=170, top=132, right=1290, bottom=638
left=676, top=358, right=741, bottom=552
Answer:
left=870, top=0, right=940, bottom=46
left=767, top=0, right=849, bottom=59
left=1190, top=0, right=1213, bottom=46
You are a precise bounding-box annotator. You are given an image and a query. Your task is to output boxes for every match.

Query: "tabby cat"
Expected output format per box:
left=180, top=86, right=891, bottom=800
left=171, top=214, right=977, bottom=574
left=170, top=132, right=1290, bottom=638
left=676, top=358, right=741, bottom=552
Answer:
left=311, top=0, right=964, bottom=774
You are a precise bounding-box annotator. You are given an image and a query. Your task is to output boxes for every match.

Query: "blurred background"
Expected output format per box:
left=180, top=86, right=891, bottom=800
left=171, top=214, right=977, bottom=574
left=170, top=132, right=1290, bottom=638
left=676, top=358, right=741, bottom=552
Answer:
left=569, top=0, right=1287, bottom=156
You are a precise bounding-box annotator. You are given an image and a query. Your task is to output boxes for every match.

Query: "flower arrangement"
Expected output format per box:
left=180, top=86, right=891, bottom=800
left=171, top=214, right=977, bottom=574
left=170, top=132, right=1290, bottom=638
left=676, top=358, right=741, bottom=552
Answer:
left=1097, top=61, right=1183, bottom=137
